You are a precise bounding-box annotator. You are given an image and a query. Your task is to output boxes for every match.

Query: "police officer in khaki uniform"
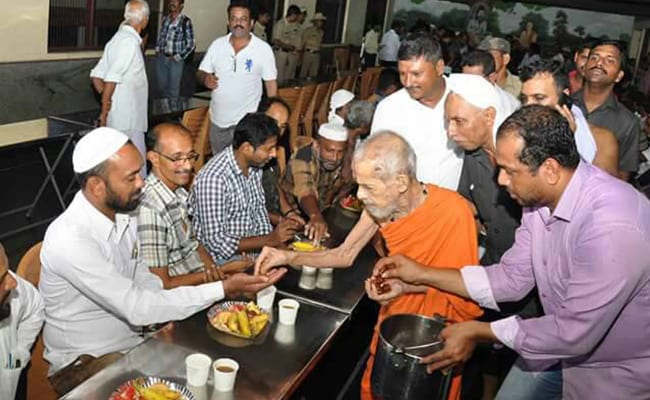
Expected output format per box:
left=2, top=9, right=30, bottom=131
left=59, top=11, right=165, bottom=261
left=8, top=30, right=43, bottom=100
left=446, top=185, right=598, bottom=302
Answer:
left=272, top=5, right=302, bottom=81
left=253, top=7, right=270, bottom=42
left=300, top=12, right=326, bottom=79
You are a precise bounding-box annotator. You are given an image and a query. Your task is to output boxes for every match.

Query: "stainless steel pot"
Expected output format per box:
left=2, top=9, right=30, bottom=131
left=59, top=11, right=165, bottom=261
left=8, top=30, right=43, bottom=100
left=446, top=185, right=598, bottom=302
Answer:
left=371, top=313, right=452, bottom=400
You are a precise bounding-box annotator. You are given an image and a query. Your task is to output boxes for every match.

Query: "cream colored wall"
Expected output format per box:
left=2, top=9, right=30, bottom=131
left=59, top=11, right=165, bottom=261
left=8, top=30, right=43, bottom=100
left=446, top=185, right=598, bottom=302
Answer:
left=0, top=0, right=229, bottom=63
left=184, top=0, right=228, bottom=52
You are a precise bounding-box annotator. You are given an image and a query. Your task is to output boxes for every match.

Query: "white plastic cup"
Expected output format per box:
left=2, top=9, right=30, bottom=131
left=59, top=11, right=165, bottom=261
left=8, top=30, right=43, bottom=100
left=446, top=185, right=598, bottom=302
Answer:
left=274, top=323, right=296, bottom=345
left=256, top=285, right=277, bottom=312
left=316, top=269, right=333, bottom=289
left=185, top=353, right=212, bottom=386
left=302, top=265, right=317, bottom=274
left=213, top=358, right=239, bottom=392
left=278, top=299, right=300, bottom=325
left=298, top=270, right=316, bottom=290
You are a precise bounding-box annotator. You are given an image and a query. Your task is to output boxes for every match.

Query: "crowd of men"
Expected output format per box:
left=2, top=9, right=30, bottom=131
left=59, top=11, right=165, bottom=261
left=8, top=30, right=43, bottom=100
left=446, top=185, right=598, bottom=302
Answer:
left=2, top=1, right=650, bottom=400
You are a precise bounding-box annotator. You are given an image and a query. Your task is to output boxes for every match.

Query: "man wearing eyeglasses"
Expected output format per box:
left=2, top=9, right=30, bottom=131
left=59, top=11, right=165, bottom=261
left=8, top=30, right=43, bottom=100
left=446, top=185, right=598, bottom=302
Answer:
left=136, top=123, right=252, bottom=289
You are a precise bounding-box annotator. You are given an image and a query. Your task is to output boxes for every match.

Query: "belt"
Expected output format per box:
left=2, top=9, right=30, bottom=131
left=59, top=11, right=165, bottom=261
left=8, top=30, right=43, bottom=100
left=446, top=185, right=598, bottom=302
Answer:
left=305, top=49, right=320, bottom=53
left=163, top=52, right=176, bottom=57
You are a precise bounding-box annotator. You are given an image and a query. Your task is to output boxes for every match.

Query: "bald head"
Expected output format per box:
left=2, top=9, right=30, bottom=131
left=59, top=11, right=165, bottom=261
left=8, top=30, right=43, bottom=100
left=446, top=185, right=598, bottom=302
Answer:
left=147, top=123, right=196, bottom=189
left=353, top=131, right=417, bottom=181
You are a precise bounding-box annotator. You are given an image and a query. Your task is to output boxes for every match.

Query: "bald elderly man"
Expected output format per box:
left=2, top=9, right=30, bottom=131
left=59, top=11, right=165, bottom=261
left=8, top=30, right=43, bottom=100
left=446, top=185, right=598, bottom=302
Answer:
left=40, top=128, right=285, bottom=394
left=257, top=131, right=481, bottom=400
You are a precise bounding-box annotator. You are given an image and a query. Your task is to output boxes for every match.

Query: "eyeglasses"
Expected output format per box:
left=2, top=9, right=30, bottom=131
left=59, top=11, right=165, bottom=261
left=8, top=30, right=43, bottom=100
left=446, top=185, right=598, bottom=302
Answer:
left=155, top=151, right=199, bottom=164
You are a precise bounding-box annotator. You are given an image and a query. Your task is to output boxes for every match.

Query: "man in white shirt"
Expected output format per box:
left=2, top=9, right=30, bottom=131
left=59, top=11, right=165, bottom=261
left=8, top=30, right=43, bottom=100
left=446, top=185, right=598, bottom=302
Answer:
left=371, top=32, right=464, bottom=190
left=196, top=2, right=278, bottom=155
left=40, top=128, right=285, bottom=393
left=378, top=20, right=404, bottom=67
left=0, top=242, right=44, bottom=400
left=90, top=0, right=150, bottom=174
left=461, top=50, right=521, bottom=117
left=363, top=25, right=380, bottom=68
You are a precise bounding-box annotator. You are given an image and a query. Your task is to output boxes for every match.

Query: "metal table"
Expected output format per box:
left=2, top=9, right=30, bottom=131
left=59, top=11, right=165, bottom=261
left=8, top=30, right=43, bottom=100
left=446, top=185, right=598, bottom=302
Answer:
left=61, top=294, right=348, bottom=400
left=275, top=206, right=379, bottom=314
left=0, top=117, right=93, bottom=239
left=53, top=96, right=211, bottom=128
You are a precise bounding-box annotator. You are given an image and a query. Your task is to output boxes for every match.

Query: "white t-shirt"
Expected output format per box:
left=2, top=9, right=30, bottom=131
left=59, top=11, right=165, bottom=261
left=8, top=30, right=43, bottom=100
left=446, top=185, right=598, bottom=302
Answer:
left=40, top=192, right=225, bottom=373
left=371, top=82, right=464, bottom=190
left=199, top=34, right=277, bottom=128
left=379, top=29, right=400, bottom=62
left=90, top=25, right=148, bottom=132
left=0, top=272, right=44, bottom=400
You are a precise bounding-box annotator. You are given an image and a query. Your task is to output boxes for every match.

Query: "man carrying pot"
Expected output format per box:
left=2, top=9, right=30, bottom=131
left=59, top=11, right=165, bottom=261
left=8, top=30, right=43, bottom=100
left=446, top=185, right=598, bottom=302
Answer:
left=368, top=105, right=650, bottom=399
left=256, top=131, right=482, bottom=400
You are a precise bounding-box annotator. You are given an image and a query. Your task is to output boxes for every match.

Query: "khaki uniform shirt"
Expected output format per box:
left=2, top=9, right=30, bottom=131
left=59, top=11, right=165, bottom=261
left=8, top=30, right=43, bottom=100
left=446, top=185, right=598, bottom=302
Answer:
left=302, top=26, right=324, bottom=51
left=253, top=21, right=267, bottom=42
left=273, top=19, right=302, bottom=50
left=501, top=70, right=522, bottom=98
left=280, top=143, right=348, bottom=211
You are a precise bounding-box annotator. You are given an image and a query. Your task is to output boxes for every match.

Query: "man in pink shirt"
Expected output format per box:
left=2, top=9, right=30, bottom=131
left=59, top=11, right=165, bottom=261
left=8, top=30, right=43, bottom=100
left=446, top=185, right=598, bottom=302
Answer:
left=368, top=105, right=650, bottom=399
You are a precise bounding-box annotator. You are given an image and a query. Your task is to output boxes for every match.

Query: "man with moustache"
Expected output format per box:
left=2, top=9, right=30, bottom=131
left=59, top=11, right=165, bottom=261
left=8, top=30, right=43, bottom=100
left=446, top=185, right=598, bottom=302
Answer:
left=197, top=1, right=277, bottom=155
left=40, top=128, right=285, bottom=393
left=280, top=123, right=350, bottom=244
left=572, top=40, right=640, bottom=181
left=137, top=124, right=251, bottom=289
left=371, top=32, right=464, bottom=190
left=0, top=242, right=44, bottom=400
left=369, top=106, right=650, bottom=400
left=189, top=113, right=300, bottom=264
left=256, top=132, right=481, bottom=400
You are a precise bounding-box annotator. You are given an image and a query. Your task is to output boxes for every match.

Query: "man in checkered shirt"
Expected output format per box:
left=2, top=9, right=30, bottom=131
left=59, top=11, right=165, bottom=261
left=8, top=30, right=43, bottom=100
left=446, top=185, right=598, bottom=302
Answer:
left=137, top=123, right=251, bottom=289
left=189, top=113, right=301, bottom=263
left=155, top=0, right=195, bottom=98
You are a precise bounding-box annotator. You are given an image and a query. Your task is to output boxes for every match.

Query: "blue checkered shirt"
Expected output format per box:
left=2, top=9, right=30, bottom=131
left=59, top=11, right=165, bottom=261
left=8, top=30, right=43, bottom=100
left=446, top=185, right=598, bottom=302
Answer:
left=155, top=14, right=195, bottom=61
left=188, top=147, right=272, bottom=262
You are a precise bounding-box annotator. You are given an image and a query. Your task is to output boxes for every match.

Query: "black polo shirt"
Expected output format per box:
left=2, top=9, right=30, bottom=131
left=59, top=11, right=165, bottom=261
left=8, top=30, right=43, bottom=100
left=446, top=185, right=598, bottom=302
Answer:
left=572, top=90, right=640, bottom=173
left=457, top=148, right=521, bottom=265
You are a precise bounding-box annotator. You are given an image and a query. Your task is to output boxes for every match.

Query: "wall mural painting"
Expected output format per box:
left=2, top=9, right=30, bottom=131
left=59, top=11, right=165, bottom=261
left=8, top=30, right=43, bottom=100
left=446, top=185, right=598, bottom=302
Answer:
left=393, top=0, right=634, bottom=50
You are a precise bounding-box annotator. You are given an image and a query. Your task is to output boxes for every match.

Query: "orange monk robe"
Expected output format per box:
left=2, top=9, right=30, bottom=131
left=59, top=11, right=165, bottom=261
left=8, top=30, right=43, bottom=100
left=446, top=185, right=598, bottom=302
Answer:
left=361, top=184, right=483, bottom=400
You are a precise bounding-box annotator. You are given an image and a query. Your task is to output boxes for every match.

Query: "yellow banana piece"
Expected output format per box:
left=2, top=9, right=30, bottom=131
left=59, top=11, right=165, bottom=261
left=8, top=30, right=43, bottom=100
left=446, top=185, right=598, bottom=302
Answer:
left=227, top=313, right=239, bottom=333
left=140, top=387, right=169, bottom=400
left=237, top=310, right=251, bottom=337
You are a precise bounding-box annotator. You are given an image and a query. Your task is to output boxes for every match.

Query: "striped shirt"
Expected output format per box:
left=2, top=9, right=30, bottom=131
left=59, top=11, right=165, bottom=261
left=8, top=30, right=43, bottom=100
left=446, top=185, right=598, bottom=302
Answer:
left=137, top=174, right=203, bottom=276
left=188, top=147, right=272, bottom=262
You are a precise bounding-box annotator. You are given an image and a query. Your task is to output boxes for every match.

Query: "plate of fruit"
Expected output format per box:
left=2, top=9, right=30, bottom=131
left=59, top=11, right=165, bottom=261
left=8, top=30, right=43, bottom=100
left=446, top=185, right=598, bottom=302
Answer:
left=340, top=194, right=363, bottom=213
left=207, top=301, right=270, bottom=339
left=109, top=377, right=194, bottom=400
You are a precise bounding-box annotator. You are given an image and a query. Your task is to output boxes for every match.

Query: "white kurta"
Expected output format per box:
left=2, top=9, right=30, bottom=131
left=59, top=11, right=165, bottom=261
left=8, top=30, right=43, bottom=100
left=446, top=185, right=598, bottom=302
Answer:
left=40, top=192, right=225, bottom=373
left=0, top=272, right=44, bottom=399
left=90, top=25, right=148, bottom=133
left=370, top=82, right=464, bottom=190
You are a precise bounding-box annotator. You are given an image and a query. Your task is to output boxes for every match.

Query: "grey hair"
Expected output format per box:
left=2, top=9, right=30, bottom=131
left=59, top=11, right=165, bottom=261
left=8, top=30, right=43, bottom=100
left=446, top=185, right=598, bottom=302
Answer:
left=345, top=101, right=376, bottom=130
left=124, top=0, right=150, bottom=24
left=352, top=131, right=417, bottom=181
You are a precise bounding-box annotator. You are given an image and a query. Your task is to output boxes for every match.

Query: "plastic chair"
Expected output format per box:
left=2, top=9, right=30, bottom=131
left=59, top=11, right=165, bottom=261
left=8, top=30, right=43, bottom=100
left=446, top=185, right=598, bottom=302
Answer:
left=304, top=81, right=331, bottom=138
left=16, top=242, right=57, bottom=400
left=316, top=81, right=335, bottom=127
left=288, top=84, right=317, bottom=151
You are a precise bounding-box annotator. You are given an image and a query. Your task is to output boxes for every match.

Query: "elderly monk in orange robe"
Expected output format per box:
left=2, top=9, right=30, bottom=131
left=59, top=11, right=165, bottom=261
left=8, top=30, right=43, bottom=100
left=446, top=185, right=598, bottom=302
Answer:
left=255, top=131, right=482, bottom=400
